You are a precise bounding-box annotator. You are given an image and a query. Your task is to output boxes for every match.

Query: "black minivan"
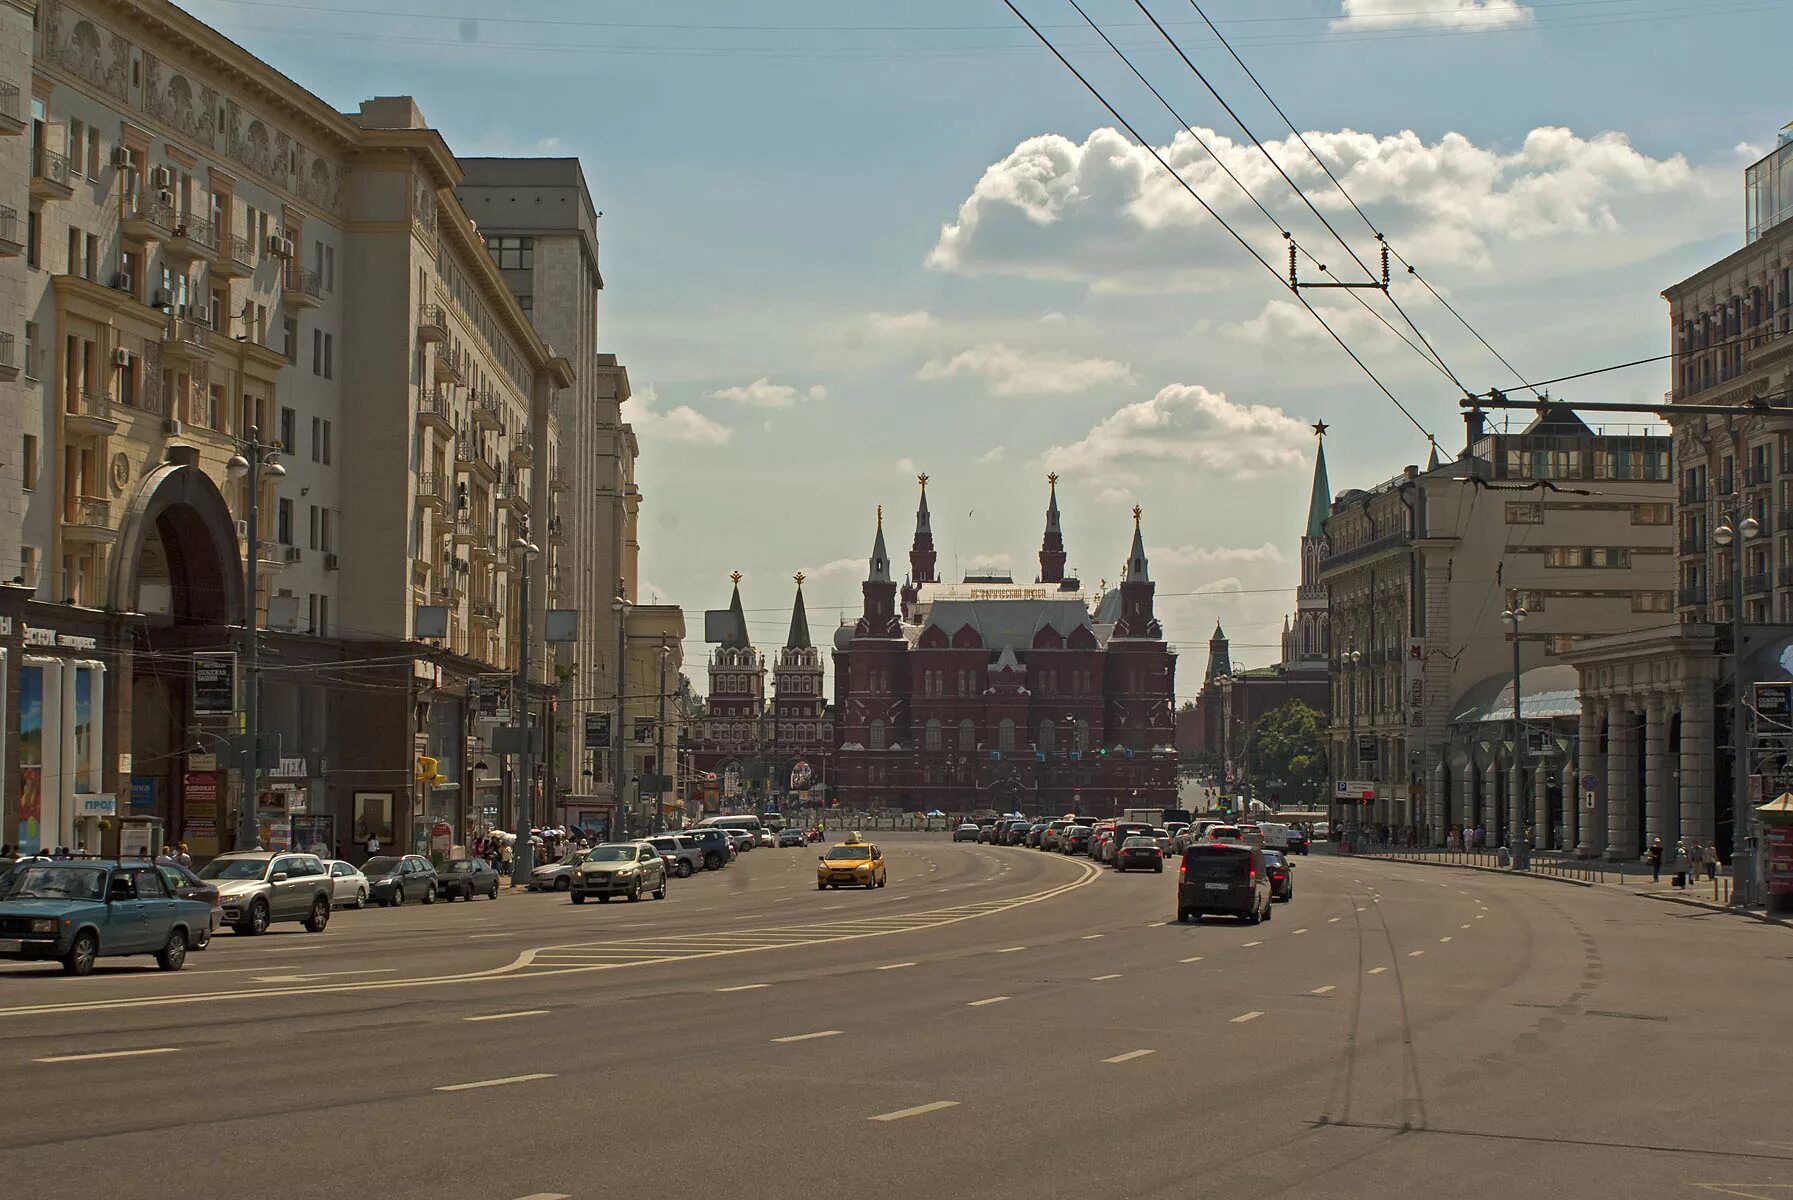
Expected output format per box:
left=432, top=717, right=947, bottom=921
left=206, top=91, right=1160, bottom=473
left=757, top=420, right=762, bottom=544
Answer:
left=1176, top=843, right=1271, bottom=925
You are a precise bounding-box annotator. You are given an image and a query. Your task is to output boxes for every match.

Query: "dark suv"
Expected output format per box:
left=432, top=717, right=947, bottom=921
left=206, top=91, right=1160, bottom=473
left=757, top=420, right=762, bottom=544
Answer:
left=1176, top=843, right=1271, bottom=925
left=685, top=828, right=735, bottom=871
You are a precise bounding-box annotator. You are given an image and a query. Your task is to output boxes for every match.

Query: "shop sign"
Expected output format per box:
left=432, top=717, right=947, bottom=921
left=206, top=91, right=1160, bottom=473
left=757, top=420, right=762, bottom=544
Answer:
left=78, top=795, right=117, bottom=816
left=0, top=615, right=12, bottom=637
left=183, top=772, right=219, bottom=838
left=22, top=625, right=98, bottom=651
left=276, top=756, right=308, bottom=778
left=193, top=652, right=238, bottom=715
left=130, top=776, right=157, bottom=812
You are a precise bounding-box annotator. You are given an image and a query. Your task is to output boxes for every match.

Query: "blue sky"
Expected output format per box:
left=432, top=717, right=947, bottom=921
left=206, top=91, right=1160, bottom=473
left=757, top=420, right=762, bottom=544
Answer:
left=180, top=0, right=1793, bottom=698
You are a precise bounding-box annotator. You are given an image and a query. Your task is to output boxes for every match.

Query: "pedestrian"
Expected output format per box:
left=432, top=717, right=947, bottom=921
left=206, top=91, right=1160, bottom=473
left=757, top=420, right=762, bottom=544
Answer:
left=366, top=832, right=380, bottom=858
left=1647, top=837, right=1664, bottom=883
left=1672, top=839, right=1690, bottom=887
left=175, top=842, right=193, bottom=868
left=1688, top=838, right=1705, bottom=884
left=500, top=840, right=513, bottom=877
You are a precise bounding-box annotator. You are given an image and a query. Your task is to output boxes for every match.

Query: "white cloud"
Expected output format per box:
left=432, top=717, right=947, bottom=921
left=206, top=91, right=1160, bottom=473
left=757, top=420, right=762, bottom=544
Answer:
left=1333, top=0, right=1532, bottom=30
left=630, top=385, right=732, bottom=446
left=1156, top=543, right=1287, bottom=567
left=915, top=342, right=1134, bottom=397
left=928, top=124, right=1717, bottom=291
left=707, top=376, right=823, bottom=409
left=895, top=457, right=920, bottom=476
left=1041, top=383, right=1309, bottom=482
left=978, top=445, right=1007, bottom=463
left=866, top=310, right=939, bottom=338
left=1219, top=297, right=1393, bottom=345
left=797, top=557, right=863, bottom=584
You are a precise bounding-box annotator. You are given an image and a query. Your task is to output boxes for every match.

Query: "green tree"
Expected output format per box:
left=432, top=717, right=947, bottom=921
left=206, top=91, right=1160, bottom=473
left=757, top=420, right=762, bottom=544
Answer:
left=1242, top=701, right=1329, bottom=805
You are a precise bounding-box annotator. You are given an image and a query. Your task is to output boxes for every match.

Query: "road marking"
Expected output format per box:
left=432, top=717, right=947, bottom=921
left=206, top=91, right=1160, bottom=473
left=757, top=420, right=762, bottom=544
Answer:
left=1242, top=941, right=1263, bottom=948
left=1293, top=928, right=1309, bottom=934
left=1368, top=967, right=1388, bottom=975
left=1090, top=973, right=1121, bottom=981
left=463, top=1010, right=548, bottom=1023
left=1147, top=920, right=1168, bottom=927
left=34, top=1047, right=180, bottom=1064
left=1231, top=1011, right=1265, bottom=1024
left=468, top=933, right=516, bottom=939
left=1081, top=934, right=1104, bottom=940
left=251, top=969, right=396, bottom=984
left=1329, top=917, right=1341, bottom=923
left=772, top=1030, right=843, bottom=1043
left=434, top=1073, right=556, bottom=1093
left=1440, top=936, right=1453, bottom=943
left=1461, top=924, right=1472, bottom=929
left=261, top=944, right=322, bottom=952
left=1180, top=955, right=1205, bottom=963
left=995, top=946, right=1027, bottom=954
left=967, top=996, right=1010, bottom=1007
left=869, top=1100, right=959, bottom=1122
left=1102, top=1049, right=1155, bottom=1064
left=876, top=962, right=917, bottom=971
left=511, top=1194, right=572, bottom=1200
left=716, top=983, right=771, bottom=993
left=1356, top=907, right=1367, bottom=912
left=1476, top=914, right=1485, bottom=919
left=1310, top=985, right=1336, bottom=995
left=1408, top=950, right=1425, bottom=957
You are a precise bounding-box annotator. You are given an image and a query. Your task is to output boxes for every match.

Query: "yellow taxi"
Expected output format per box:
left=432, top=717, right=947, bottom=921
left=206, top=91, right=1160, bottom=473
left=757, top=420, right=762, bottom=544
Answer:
left=817, top=835, right=886, bottom=890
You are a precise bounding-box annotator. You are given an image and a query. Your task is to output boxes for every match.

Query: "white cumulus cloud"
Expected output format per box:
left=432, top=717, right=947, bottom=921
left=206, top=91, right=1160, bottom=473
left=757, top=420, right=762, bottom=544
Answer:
left=866, top=310, right=939, bottom=338
left=1041, top=384, right=1309, bottom=482
left=1156, top=543, right=1287, bottom=567
left=630, top=386, right=731, bottom=446
left=895, top=457, right=921, bottom=476
left=979, top=445, right=1007, bottom=463
left=1333, top=0, right=1532, bottom=30
left=915, top=342, right=1134, bottom=397
left=708, top=376, right=824, bottom=409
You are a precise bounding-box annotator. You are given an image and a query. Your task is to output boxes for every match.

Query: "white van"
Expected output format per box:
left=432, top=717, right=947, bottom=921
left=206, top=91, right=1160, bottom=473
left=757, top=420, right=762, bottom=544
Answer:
left=1257, top=822, right=1291, bottom=851
left=699, top=815, right=765, bottom=835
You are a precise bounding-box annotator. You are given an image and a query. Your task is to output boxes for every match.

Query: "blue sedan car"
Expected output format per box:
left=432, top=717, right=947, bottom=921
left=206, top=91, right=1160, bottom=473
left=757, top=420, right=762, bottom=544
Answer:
left=0, top=860, right=210, bottom=975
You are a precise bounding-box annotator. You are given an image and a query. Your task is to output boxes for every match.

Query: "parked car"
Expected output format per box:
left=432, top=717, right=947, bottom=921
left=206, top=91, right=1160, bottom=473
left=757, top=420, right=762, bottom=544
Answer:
left=198, top=851, right=335, bottom=935
left=1113, top=836, right=1165, bottom=874
left=953, top=822, right=981, bottom=843
left=323, top=860, right=370, bottom=909
left=154, top=861, right=221, bottom=948
left=645, top=834, right=704, bottom=877
left=1004, top=822, right=1032, bottom=846
left=728, top=830, right=755, bottom=854
left=1285, top=828, right=1310, bottom=856
left=1062, top=825, right=1095, bottom=855
left=977, top=823, right=998, bottom=844
left=776, top=828, right=808, bottom=849
left=1176, top=843, right=1271, bottom=925
left=363, top=854, right=440, bottom=905
left=528, top=849, right=591, bottom=892
left=756, top=828, right=776, bottom=848
left=0, top=860, right=210, bottom=975
left=437, top=857, right=501, bottom=901
left=1025, top=823, right=1048, bottom=848
left=685, top=828, right=735, bottom=870
left=570, top=842, right=667, bottom=904
left=1263, top=849, right=1294, bottom=902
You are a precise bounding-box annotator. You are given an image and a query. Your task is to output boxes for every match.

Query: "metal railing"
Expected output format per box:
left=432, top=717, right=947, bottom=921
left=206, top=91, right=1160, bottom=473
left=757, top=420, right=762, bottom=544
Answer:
left=418, top=472, right=449, bottom=506
left=71, top=389, right=110, bottom=420
left=0, top=79, right=20, bottom=126
left=416, top=385, right=452, bottom=424
left=1679, top=534, right=1705, bottom=555
left=285, top=266, right=322, bottom=300
left=1681, top=484, right=1708, bottom=505
left=223, top=234, right=255, bottom=270
left=419, top=304, right=447, bottom=332
left=170, top=214, right=218, bottom=250
left=0, top=332, right=14, bottom=373
left=0, top=205, right=17, bottom=248
left=1678, top=584, right=1708, bottom=606
left=164, top=318, right=210, bottom=353
left=1745, top=571, right=1771, bottom=595
left=63, top=495, right=110, bottom=527
left=33, top=144, right=70, bottom=188
left=1745, top=463, right=1774, bottom=487
left=1780, top=565, right=1793, bottom=588
left=1322, top=530, right=1411, bottom=572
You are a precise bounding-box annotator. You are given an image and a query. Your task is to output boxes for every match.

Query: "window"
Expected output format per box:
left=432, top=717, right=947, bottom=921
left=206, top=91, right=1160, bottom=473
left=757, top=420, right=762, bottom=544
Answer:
left=279, top=406, right=296, bottom=452
left=321, top=509, right=334, bottom=553
left=84, top=233, right=98, bottom=282
left=21, top=434, right=36, bottom=490
left=1505, top=502, right=1543, bottom=524
left=1632, top=592, right=1673, bottom=613
left=1039, top=720, right=1055, bottom=751
left=958, top=719, right=976, bottom=750
left=321, top=419, right=332, bottom=465
left=23, top=322, right=36, bottom=379
left=66, top=226, right=81, bottom=276
left=1544, top=547, right=1631, bottom=569
left=283, top=316, right=298, bottom=363
left=1631, top=503, right=1672, bottom=525
left=518, top=294, right=533, bottom=317
left=307, top=593, right=318, bottom=633
left=277, top=498, right=294, bottom=545
left=26, top=207, right=39, bottom=268
left=323, top=334, right=333, bottom=380
left=311, top=416, right=322, bottom=462
left=869, top=719, right=886, bottom=751
left=67, top=119, right=84, bottom=178
left=925, top=719, right=942, bottom=751
left=205, top=385, right=223, bottom=430
left=998, top=719, right=1015, bottom=752
left=318, top=595, right=329, bottom=637
left=486, top=236, right=534, bottom=270
left=308, top=504, right=319, bottom=550
left=312, top=328, right=322, bottom=375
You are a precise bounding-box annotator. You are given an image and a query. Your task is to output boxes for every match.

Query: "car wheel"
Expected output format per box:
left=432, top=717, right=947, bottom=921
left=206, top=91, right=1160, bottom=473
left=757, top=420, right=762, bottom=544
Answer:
left=488, top=881, right=500, bottom=899
left=464, top=883, right=476, bottom=902
left=706, top=852, right=723, bottom=870
left=62, top=930, right=98, bottom=976
left=554, top=876, right=571, bottom=892
left=878, top=874, right=887, bottom=888
left=571, top=893, right=586, bottom=904
left=1246, top=904, right=1262, bottom=925
left=193, top=926, right=210, bottom=951
left=654, top=882, right=667, bottom=900
left=817, top=883, right=826, bottom=891
left=304, top=897, right=331, bottom=933
left=156, top=928, right=188, bottom=971
left=677, top=861, right=693, bottom=879
left=1262, top=901, right=1273, bottom=923
left=391, top=886, right=404, bottom=908
left=355, top=887, right=368, bottom=909
left=422, top=886, right=435, bottom=906
left=627, top=881, right=641, bottom=902
left=247, top=898, right=270, bottom=935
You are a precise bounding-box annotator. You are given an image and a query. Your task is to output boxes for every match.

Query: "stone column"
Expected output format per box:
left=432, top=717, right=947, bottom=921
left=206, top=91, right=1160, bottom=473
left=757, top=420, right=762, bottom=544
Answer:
left=1644, top=693, right=1670, bottom=852
left=1560, top=758, right=1579, bottom=853
left=1484, top=759, right=1502, bottom=846
left=1431, top=760, right=1448, bottom=846
left=1606, top=701, right=1637, bottom=860
left=1534, top=756, right=1551, bottom=850
left=1679, top=680, right=1716, bottom=848
left=1459, top=757, right=1478, bottom=840
left=1578, top=696, right=1605, bottom=857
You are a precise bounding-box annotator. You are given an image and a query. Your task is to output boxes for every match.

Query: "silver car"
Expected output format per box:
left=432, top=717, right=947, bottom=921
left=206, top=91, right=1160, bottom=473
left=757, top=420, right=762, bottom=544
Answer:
left=528, top=848, right=591, bottom=892
left=570, top=841, right=668, bottom=903
left=197, top=851, right=334, bottom=935
left=324, top=860, right=370, bottom=909
left=644, top=835, right=703, bottom=878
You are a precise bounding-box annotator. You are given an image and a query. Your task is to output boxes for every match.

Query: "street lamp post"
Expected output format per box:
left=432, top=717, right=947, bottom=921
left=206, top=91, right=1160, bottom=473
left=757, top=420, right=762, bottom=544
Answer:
left=1342, top=644, right=1362, bottom=850
left=511, top=535, right=540, bottom=881
left=225, top=429, right=285, bottom=851
left=655, top=639, right=670, bottom=835
left=1714, top=506, right=1762, bottom=905
left=1503, top=604, right=1529, bottom=869
left=612, top=592, right=630, bottom=840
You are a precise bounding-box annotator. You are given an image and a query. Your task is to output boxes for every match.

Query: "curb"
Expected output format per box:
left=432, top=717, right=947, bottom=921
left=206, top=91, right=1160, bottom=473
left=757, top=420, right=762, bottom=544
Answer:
left=1361, top=855, right=1593, bottom=888
left=1632, top=890, right=1789, bottom=926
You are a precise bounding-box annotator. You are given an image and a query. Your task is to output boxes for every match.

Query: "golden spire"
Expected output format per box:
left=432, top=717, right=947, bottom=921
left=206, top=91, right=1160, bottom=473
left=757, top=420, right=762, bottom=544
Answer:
left=1047, top=471, right=1059, bottom=489
left=1099, top=578, right=1107, bottom=593
left=729, top=570, right=742, bottom=586
left=917, top=472, right=928, bottom=489
left=876, top=504, right=883, bottom=528
left=793, top=571, right=806, bottom=587
left=1132, top=504, right=1142, bottom=527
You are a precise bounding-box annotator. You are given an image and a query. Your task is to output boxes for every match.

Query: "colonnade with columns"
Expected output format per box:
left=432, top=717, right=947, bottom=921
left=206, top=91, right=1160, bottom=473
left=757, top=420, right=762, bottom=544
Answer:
left=1573, top=681, right=1717, bottom=859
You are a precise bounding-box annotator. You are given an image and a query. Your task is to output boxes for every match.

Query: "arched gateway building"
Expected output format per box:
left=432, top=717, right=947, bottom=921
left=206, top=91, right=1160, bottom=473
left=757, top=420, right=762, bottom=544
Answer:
left=830, top=477, right=1177, bottom=816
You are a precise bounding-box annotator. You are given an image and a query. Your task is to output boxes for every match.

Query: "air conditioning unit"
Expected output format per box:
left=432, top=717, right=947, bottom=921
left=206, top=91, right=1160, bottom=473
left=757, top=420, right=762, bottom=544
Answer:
left=155, top=189, right=175, bottom=209
left=150, top=166, right=172, bottom=189
left=111, top=147, right=133, bottom=169
left=187, top=306, right=210, bottom=327
left=151, top=288, right=173, bottom=308
left=280, top=236, right=295, bottom=260
left=323, top=553, right=339, bottom=571
left=283, top=545, right=302, bottom=563
left=111, top=348, right=131, bottom=368
left=266, top=233, right=287, bottom=257
left=111, top=273, right=133, bottom=292
left=162, top=417, right=183, bottom=436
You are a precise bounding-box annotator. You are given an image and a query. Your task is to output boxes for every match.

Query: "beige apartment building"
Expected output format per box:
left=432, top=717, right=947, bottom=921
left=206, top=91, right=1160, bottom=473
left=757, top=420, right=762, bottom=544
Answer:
left=1321, top=408, right=1675, bottom=850
left=0, top=0, right=600, bottom=858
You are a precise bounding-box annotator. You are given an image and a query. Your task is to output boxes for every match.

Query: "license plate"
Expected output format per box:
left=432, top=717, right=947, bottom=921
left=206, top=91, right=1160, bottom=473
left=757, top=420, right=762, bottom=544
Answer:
left=1203, top=882, right=1229, bottom=891
left=0, top=939, right=22, bottom=952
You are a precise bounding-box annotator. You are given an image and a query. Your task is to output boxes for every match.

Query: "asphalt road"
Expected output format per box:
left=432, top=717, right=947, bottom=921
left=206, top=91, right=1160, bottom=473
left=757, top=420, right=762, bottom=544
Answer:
left=0, top=836, right=1788, bottom=1200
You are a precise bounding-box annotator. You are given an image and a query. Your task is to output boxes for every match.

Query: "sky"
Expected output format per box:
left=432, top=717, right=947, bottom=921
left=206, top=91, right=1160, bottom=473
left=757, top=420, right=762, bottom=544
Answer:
left=178, top=0, right=1793, bottom=701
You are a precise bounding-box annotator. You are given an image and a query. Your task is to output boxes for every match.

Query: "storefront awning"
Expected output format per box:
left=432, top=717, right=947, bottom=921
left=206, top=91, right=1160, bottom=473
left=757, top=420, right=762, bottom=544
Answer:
left=1451, top=663, right=1582, bottom=725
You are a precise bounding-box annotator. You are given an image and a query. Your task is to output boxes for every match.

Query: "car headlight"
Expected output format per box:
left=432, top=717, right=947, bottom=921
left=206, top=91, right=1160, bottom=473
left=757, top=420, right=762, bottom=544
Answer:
left=29, top=918, right=56, bottom=934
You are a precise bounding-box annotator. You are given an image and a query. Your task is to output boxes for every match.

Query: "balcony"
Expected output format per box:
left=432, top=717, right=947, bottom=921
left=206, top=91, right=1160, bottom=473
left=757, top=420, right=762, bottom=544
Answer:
left=0, top=206, right=21, bottom=257
left=1780, top=566, right=1793, bottom=589
left=1745, top=572, right=1772, bottom=596
left=417, top=472, right=449, bottom=511
left=1679, top=534, right=1706, bottom=556
left=162, top=215, right=219, bottom=266
left=1319, top=530, right=1411, bottom=574
left=121, top=197, right=176, bottom=242
left=1713, top=576, right=1735, bottom=601
left=546, top=515, right=564, bottom=546
left=417, top=304, right=447, bottom=344
left=282, top=266, right=323, bottom=310
left=0, top=79, right=24, bottom=135
left=1678, top=585, right=1708, bottom=607
left=509, top=441, right=533, bottom=469
left=470, top=601, right=499, bottom=627
left=453, top=514, right=491, bottom=550
left=1680, top=484, right=1709, bottom=505
left=0, top=333, right=16, bottom=382
left=549, top=469, right=571, bottom=493
left=256, top=540, right=285, bottom=569
left=1745, top=463, right=1774, bottom=488
left=212, top=234, right=256, bottom=279
left=30, top=144, right=72, bottom=200
left=436, top=345, right=466, bottom=386
left=496, top=480, right=529, bottom=514
left=416, top=385, right=453, bottom=438
left=470, top=390, right=502, bottom=432
left=63, top=388, right=117, bottom=436
left=62, top=496, right=116, bottom=543
left=161, top=317, right=213, bottom=364
left=456, top=441, right=499, bottom=482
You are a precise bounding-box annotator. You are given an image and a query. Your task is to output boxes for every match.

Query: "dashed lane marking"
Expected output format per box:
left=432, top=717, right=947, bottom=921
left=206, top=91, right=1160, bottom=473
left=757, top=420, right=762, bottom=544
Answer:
left=1440, top=936, right=1453, bottom=943
left=1090, top=974, right=1121, bottom=981
left=1293, top=928, right=1309, bottom=934
left=1329, top=917, right=1341, bottom=923
left=1102, top=1049, right=1155, bottom=1064
left=33, top=1047, right=180, bottom=1064
left=1310, top=985, right=1336, bottom=995
left=1180, top=956, right=1205, bottom=964
left=463, top=1010, right=548, bottom=1022
left=1242, top=941, right=1263, bottom=948
left=869, top=1100, right=959, bottom=1122
left=968, top=996, right=1010, bottom=1007
left=433, top=1073, right=556, bottom=1093
left=1408, top=950, right=1426, bottom=957
left=510, top=1194, right=571, bottom=1200
left=995, top=946, right=1027, bottom=954
left=1368, top=967, right=1388, bottom=975
left=1231, top=1011, right=1265, bottom=1024
left=717, top=984, right=771, bottom=993
left=876, top=962, right=917, bottom=971
left=772, top=1030, right=842, bottom=1044
left=1147, top=921, right=1168, bottom=927
left=1081, top=934, right=1104, bottom=940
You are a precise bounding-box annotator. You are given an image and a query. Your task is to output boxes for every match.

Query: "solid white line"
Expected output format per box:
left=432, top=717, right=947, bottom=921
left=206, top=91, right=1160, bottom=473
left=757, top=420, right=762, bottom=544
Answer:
left=1368, top=967, right=1388, bottom=975
left=34, top=1047, right=180, bottom=1064
left=433, top=1073, right=556, bottom=1093
left=967, top=996, right=1010, bottom=1007
left=1231, top=1011, right=1265, bottom=1024
left=1242, top=940, right=1263, bottom=948
left=1310, top=985, right=1336, bottom=995
left=994, top=946, right=1027, bottom=954
left=772, top=1030, right=842, bottom=1044
left=1102, top=1049, right=1155, bottom=1064
left=1090, top=973, right=1121, bottom=981
left=869, top=1100, right=959, bottom=1122
left=717, top=983, right=771, bottom=993
left=1408, top=950, right=1425, bottom=957
left=876, top=962, right=917, bottom=971
left=463, top=1010, right=549, bottom=1023
left=1180, top=955, right=1205, bottom=963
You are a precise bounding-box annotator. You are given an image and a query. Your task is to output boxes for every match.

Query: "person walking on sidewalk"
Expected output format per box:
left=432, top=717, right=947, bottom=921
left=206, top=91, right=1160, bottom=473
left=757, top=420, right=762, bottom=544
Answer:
left=1647, top=837, right=1664, bottom=882
left=1688, top=838, right=1706, bottom=885
left=1672, top=839, right=1691, bottom=887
